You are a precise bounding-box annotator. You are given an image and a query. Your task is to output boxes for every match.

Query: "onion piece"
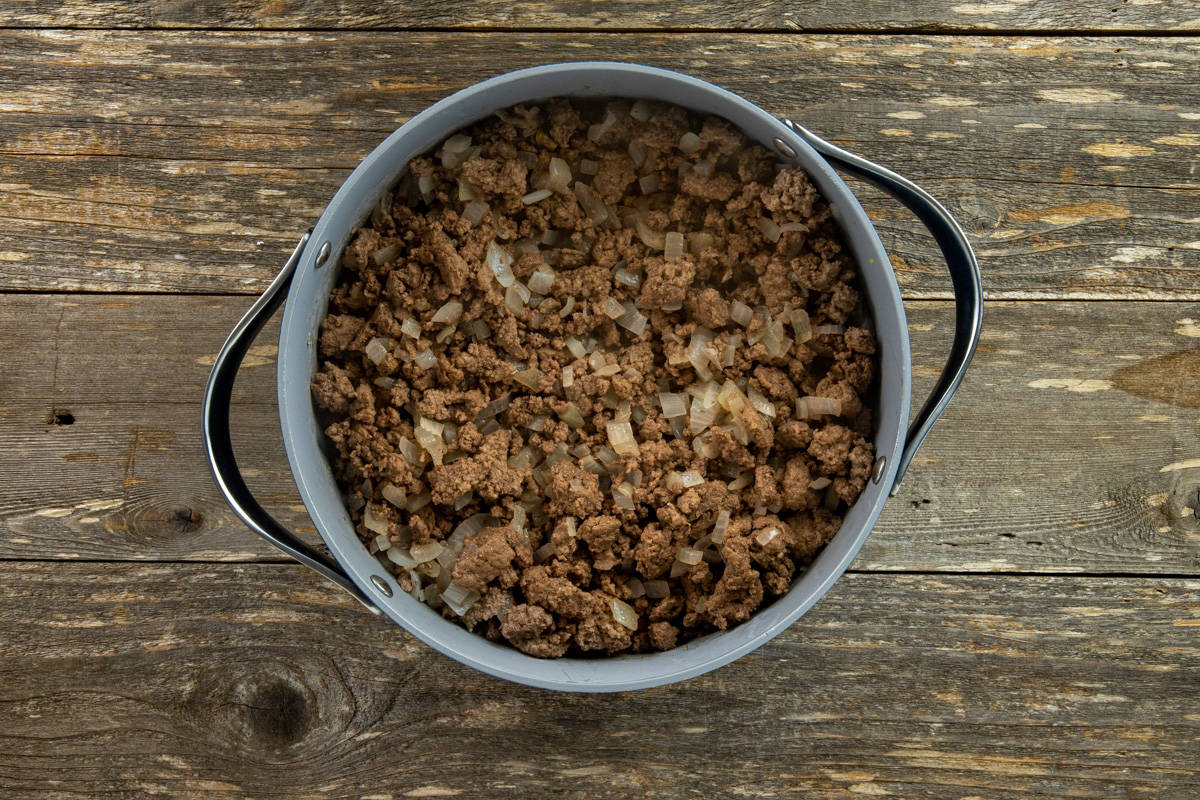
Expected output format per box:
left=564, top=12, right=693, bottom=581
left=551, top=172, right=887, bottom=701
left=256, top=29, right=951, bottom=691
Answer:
left=677, top=546, right=704, bottom=565
left=528, top=266, right=556, bottom=295
left=610, top=597, right=639, bottom=631
left=405, top=492, right=431, bottom=512
left=613, top=267, right=640, bottom=288
left=417, top=175, right=434, bottom=200
left=628, top=577, right=646, bottom=599
left=644, top=580, right=669, bottom=599
left=574, top=182, right=611, bottom=225
left=505, top=283, right=531, bottom=314
left=678, top=132, right=702, bottom=154
left=730, top=300, right=753, bottom=327
left=658, top=392, right=689, bottom=419
left=521, top=188, right=553, bottom=205
left=688, top=231, right=714, bottom=254
left=559, top=402, right=585, bottom=429
left=362, top=504, right=389, bottom=536
left=431, top=300, right=463, bottom=325
left=601, top=297, right=626, bottom=319
left=486, top=240, right=515, bottom=287
left=364, top=337, right=390, bottom=365
left=588, top=110, right=616, bottom=142
left=615, top=301, right=647, bottom=336
left=727, top=470, right=753, bottom=491
left=401, top=318, right=422, bottom=339
left=712, top=509, right=731, bottom=544
left=558, top=296, right=576, bottom=318
left=442, top=582, right=481, bottom=616
left=789, top=307, right=813, bottom=343
left=635, top=217, right=666, bottom=250
left=689, top=398, right=715, bottom=434
left=638, top=173, right=660, bottom=194
left=410, top=542, right=443, bottom=564
left=630, top=99, right=653, bottom=122
left=693, top=160, right=715, bottom=178
left=593, top=363, right=621, bottom=377
left=547, top=157, right=572, bottom=191
left=474, top=392, right=511, bottom=423
left=565, top=336, right=588, bottom=359
left=754, top=527, right=782, bottom=547
left=413, top=348, right=437, bottom=370
left=809, top=476, right=832, bottom=490
left=757, top=217, right=782, bottom=243
left=561, top=364, right=575, bottom=388
left=687, top=327, right=715, bottom=381
left=512, top=368, right=544, bottom=391
left=663, top=231, right=685, bottom=262
left=747, top=386, right=776, bottom=418
left=382, top=483, right=407, bottom=508
left=606, top=421, right=639, bottom=456
left=796, top=396, right=842, bottom=418
left=814, top=324, right=845, bottom=335
left=463, top=200, right=489, bottom=225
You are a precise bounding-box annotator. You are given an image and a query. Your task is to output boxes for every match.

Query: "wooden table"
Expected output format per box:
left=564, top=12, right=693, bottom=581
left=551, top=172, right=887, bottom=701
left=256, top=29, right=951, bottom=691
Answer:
left=1, top=2, right=1197, bottom=797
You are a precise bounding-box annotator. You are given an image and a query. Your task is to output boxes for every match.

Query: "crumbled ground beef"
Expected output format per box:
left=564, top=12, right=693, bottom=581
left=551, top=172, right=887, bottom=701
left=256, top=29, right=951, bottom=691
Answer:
left=313, top=98, right=877, bottom=657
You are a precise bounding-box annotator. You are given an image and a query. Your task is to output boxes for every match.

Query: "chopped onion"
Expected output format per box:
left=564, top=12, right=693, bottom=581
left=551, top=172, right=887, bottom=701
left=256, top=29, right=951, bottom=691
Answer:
left=512, top=368, right=544, bottom=391
left=414, top=420, right=445, bottom=465
left=693, top=160, right=715, bottom=178
left=463, top=200, right=489, bottom=225
left=635, top=217, right=666, bottom=250
left=677, top=546, right=704, bottom=565
left=606, top=421, right=639, bottom=456
left=417, top=175, right=434, bottom=199
left=754, top=527, right=782, bottom=547
left=594, top=363, right=621, bottom=377
left=630, top=99, right=653, bottom=122
left=638, top=173, right=660, bottom=194
left=678, top=131, right=702, bottom=154
left=574, top=182, right=610, bottom=225
left=780, top=221, right=809, bottom=234
left=580, top=455, right=604, bottom=475
left=400, top=318, right=422, bottom=339
left=613, top=267, right=641, bottom=288
left=758, top=217, right=782, bottom=243
left=474, top=392, right=511, bottom=423
left=561, top=364, right=575, bottom=388
left=616, top=302, right=647, bottom=336
left=405, top=492, right=431, bottom=512
left=679, top=470, right=704, bottom=488
left=712, top=509, right=731, bottom=544
left=505, top=283, right=531, bottom=314
left=796, top=396, right=842, bottom=418
left=601, top=297, right=626, bottom=319
left=442, top=582, right=481, bottom=616
left=628, top=577, right=646, bottom=599
left=522, top=188, right=553, bottom=205
left=371, top=243, right=399, bottom=265
left=413, top=348, right=437, bottom=370
left=362, top=504, right=389, bottom=536
left=658, top=392, right=689, bottom=419
left=727, top=470, right=753, bottom=491
left=612, top=483, right=636, bottom=510
left=724, top=334, right=741, bottom=367
left=431, top=300, right=463, bottom=325
left=610, top=597, right=639, bottom=631
left=688, top=231, right=715, bottom=254
left=789, top=307, right=813, bottom=343
left=670, top=560, right=690, bottom=578
left=527, top=266, right=555, bottom=295
left=689, top=399, right=715, bottom=434
left=747, top=386, right=776, bottom=418
left=814, top=324, right=845, bottom=335
left=809, top=476, right=832, bottom=490
left=382, top=483, right=407, bottom=508
left=547, top=157, right=572, bottom=191
left=761, top=318, right=787, bottom=357
left=579, top=158, right=600, bottom=175
left=559, top=402, right=585, bottom=429
left=364, top=337, right=390, bottom=364
left=717, top=380, right=747, bottom=413
left=645, top=579, right=669, bottom=599
left=565, top=336, right=588, bottom=359
left=730, top=300, right=753, bottom=327
left=457, top=179, right=477, bottom=202
left=663, top=231, right=685, bottom=262
left=534, top=541, right=555, bottom=563
left=486, top=240, right=516, bottom=288
left=507, top=446, right=539, bottom=470
left=444, top=133, right=471, bottom=154
left=453, top=490, right=474, bottom=511
left=688, top=327, right=715, bottom=381
left=588, top=110, right=616, bottom=142
left=397, top=436, right=421, bottom=466
left=410, top=542, right=443, bottom=563
left=615, top=400, right=632, bottom=422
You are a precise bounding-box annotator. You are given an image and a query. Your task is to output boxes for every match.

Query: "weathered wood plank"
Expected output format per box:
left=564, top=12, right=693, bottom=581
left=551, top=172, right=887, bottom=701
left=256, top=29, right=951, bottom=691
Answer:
left=4, top=0, right=1199, bottom=33
left=0, top=31, right=1196, bottom=297
left=0, top=563, right=1194, bottom=799
left=2, top=294, right=1198, bottom=574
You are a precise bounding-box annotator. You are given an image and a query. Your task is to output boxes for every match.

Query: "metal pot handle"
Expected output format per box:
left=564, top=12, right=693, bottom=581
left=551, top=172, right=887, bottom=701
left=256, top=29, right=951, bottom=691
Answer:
left=202, top=232, right=378, bottom=612
left=782, top=120, right=983, bottom=492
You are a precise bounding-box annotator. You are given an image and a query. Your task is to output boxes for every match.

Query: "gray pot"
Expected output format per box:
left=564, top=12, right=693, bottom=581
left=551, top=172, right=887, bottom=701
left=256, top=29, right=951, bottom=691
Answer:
left=203, top=62, right=982, bottom=692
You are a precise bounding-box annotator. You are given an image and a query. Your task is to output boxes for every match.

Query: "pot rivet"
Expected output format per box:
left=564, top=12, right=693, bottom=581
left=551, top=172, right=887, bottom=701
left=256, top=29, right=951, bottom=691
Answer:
left=772, top=136, right=798, bottom=160
left=314, top=240, right=331, bottom=268
left=370, top=574, right=393, bottom=597
left=872, top=456, right=887, bottom=484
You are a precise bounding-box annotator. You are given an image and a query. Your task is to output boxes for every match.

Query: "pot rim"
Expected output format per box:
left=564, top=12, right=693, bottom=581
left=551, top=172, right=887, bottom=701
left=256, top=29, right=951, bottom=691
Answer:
left=277, top=61, right=910, bottom=692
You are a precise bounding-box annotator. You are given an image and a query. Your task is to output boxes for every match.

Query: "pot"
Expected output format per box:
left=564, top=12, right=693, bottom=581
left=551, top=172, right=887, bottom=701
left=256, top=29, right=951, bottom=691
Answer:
left=203, top=62, right=982, bottom=692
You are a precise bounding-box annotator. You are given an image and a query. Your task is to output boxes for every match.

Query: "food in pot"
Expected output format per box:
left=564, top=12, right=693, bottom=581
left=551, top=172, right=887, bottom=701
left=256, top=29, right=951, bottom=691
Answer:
left=311, top=97, right=877, bottom=656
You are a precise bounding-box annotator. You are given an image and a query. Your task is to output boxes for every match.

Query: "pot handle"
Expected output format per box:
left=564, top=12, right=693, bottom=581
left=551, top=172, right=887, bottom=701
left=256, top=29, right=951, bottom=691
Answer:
left=782, top=120, right=983, bottom=492
left=202, top=232, right=378, bottom=612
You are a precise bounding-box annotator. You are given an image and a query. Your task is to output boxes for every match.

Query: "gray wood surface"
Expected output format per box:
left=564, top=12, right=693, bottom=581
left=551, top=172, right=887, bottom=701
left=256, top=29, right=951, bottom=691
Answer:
left=3, top=294, right=1197, bottom=574
left=0, top=563, right=1194, bottom=799
left=0, top=31, right=1196, bottom=297
left=6, top=0, right=1199, bottom=33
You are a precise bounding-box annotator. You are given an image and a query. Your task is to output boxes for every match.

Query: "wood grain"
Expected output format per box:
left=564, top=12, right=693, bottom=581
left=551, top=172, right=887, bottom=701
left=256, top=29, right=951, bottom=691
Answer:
left=4, top=0, right=1199, bottom=33
left=3, top=293, right=1198, bottom=574
left=0, top=562, right=1194, bottom=798
left=0, top=31, right=1196, bottom=297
